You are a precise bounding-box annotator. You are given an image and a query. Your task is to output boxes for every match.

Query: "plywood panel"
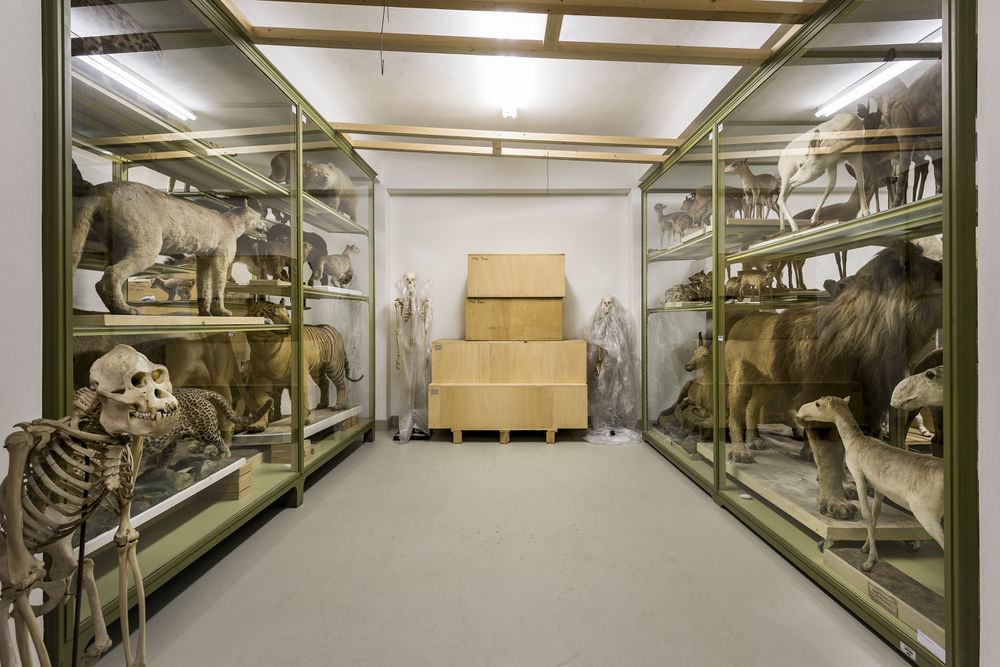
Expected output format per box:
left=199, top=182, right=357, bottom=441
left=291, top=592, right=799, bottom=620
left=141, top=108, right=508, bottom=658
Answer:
left=431, top=340, right=585, bottom=383
left=465, top=298, right=563, bottom=340
left=467, top=253, right=565, bottom=297
left=428, top=383, right=587, bottom=430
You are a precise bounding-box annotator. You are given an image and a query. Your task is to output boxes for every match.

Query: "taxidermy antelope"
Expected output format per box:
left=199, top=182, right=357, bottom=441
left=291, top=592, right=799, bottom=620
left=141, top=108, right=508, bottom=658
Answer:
left=1, top=345, right=179, bottom=667
left=797, top=396, right=944, bottom=571
left=725, top=158, right=779, bottom=218
left=776, top=112, right=869, bottom=232
left=653, top=204, right=693, bottom=247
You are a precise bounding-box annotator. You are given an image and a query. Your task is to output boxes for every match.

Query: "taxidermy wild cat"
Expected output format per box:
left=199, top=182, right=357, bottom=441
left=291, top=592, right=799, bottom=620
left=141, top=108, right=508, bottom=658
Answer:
left=309, top=244, right=360, bottom=287
left=269, top=151, right=358, bottom=221
left=151, top=276, right=194, bottom=301
left=72, top=181, right=267, bottom=316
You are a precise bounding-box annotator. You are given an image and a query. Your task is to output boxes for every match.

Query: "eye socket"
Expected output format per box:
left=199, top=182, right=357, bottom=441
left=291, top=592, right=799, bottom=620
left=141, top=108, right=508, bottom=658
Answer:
left=151, top=369, right=164, bottom=382
left=815, top=401, right=821, bottom=407
left=131, top=373, right=146, bottom=388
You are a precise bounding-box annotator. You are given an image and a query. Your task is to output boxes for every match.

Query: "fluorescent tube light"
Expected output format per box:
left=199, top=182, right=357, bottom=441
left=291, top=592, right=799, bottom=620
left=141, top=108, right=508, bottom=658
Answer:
left=80, top=54, right=196, bottom=121
left=815, top=60, right=919, bottom=117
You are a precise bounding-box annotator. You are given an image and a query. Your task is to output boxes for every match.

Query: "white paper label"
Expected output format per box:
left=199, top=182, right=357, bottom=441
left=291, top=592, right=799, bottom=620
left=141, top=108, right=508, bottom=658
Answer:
left=917, top=630, right=945, bottom=662
left=899, top=643, right=916, bottom=660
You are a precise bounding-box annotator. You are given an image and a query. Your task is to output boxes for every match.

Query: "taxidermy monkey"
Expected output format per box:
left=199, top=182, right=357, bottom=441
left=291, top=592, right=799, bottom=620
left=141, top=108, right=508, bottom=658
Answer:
left=72, top=181, right=267, bottom=316
left=150, top=276, right=194, bottom=301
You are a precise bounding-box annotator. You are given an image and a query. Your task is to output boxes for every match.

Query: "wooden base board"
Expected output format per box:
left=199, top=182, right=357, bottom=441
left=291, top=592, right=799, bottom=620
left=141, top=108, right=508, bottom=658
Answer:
left=825, top=547, right=945, bottom=650
left=429, top=383, right=587, bottom=431
left=230, top=405, right=362, bottom=446
left=271, top=439, right=318, bottom=465
left=75, top=314, right=269, bottom=327
left=696, top=427, right=929, bottom=542
left=202, top=462, right=253, bottom=501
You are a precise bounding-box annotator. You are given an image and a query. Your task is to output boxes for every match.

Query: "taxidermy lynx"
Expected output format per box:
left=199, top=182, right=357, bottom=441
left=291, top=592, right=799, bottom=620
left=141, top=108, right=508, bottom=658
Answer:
left=151, top=276, right=194, bottom=301
left=309, top=244, right=360, bottom=287
left=72, top=181, right=267, bottom=316
left=141, top=388, right=273, bottom=470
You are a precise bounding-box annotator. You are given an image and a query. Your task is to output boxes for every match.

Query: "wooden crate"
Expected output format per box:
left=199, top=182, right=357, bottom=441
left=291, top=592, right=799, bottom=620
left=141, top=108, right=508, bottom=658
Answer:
left=465, top=298, right=562, bottom=341
left=428, top=383, right=587, bottom=431
left=467, top=254, right=565, bottom=297
left=203, top=462, right=253, bottom=501
left=431, top=340, right=585, bottom=383
left=271, top=439, right=318, bottom=465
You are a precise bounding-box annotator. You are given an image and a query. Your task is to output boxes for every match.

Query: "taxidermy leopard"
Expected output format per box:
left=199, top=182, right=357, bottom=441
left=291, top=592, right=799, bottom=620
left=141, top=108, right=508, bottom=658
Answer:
left=243, top=299, right=363, bottom=431
left=71, top=181, right=267, bottom=316
left=140, top=388, right=273, bottom=471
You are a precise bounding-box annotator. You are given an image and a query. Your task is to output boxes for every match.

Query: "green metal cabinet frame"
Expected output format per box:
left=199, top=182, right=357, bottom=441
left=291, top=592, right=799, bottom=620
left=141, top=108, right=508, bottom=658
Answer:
left=639, top=1, right=978, bottom=665
left=40, top=0, right=378, bottom=663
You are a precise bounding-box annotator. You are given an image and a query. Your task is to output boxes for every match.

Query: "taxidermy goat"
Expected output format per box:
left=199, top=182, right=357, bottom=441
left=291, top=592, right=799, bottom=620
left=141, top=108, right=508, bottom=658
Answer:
left=725, top=242, right=942, bottom=520
left=72, top=181, right=267, bottom=316
left=309, top=244, right=361, bottom=287
left=797, top=396, right=944, bottom=571
left=243, top=299, right=364, bottom=431
left=269, top=152, right=358, bottom=221
left=0, top=345, right=179, bottom=667
left=140, top=388, right=273, bottom=470
left=775, top=112, right=869, bottom=232
left=150, top=276, right=194, bottom=301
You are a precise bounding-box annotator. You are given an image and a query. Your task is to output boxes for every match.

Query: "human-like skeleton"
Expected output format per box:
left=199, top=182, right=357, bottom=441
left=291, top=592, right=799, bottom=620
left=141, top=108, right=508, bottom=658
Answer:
left=0, top=345, right=178, bottom=667
left=583, top=296, right=638, bottom=442
left=393, top=272, right=432, bottom=442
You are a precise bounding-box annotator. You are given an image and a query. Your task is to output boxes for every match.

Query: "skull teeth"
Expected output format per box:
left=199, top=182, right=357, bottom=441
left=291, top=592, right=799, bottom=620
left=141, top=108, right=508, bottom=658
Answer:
left=129, top=407, right=179, bottom=421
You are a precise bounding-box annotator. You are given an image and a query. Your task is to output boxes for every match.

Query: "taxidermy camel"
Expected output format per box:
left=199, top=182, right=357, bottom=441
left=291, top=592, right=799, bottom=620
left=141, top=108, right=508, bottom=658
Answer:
left=72, top=181, right=267, bottom=316
left=724, top=242, right=942, bottom=520
left=797, top=396, right=944, bottom=571
left=1, top=345, right=179, bottom=667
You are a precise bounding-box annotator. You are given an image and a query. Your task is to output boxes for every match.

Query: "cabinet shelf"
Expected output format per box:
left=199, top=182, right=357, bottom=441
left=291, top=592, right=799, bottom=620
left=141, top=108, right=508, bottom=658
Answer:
left=727, top=197, right=942, bottom=264
left=224, top=281, right=368, bottom=302
left=648, top=303, right=712, bottom=314
left=649, top=219, right=780, bottom=262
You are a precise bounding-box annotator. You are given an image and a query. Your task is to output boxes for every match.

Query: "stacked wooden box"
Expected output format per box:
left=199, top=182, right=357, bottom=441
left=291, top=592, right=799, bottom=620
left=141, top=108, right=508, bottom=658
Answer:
left=429, top=254, right=588, bottom=444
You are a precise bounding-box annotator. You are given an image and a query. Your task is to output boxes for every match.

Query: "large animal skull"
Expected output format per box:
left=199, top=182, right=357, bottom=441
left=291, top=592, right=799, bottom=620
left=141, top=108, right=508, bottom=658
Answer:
left=90, top=345, right=179, bottom=436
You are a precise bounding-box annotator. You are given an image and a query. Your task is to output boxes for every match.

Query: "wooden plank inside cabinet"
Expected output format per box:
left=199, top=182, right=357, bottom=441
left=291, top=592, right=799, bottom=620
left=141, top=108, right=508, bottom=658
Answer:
left=467, top=253, right=565, bottom=297
left=431, top=340, right=585, bottom=383
left=428, top=383, right=587, bottom=430
left=465, top=298, right=563, bottom=340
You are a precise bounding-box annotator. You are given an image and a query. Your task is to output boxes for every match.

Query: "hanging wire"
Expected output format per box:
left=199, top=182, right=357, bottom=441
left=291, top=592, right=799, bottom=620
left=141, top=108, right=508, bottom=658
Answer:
left=380, top=0, right=389, bottom=75
left=546, top=144, right=550, bottom=197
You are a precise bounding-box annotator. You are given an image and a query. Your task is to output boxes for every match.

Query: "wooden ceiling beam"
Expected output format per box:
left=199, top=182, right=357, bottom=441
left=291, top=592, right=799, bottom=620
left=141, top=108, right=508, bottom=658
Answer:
left=252, top=27, right=771, bottom=66
left=265, top=0, right=822, bottom=23
left=543, top=14, right=563, bottom=49
left=327, top=121, right=680, bottom=149
left=350, top=139, right=667, bottom=163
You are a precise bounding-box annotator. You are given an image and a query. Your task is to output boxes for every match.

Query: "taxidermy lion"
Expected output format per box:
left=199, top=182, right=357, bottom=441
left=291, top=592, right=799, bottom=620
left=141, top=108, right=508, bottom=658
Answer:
left=72, top=181, right=267, bottom=316
left=243, top=299, right=364, bottom=431
left=725, top=241, right=942, bottom=520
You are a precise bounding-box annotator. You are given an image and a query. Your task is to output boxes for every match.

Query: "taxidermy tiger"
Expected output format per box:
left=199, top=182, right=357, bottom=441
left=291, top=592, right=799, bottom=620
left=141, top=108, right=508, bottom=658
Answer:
left=269, top=151, right=358, bottom=221
left=309, top=244, right=360, bottom=287
left=71, top=181, right=267, bottom=316
left=151, top=276, right=194, bottom=301
left=140, top=388, right=273, bottom=471
left=243, top=299, right=363, bottom=431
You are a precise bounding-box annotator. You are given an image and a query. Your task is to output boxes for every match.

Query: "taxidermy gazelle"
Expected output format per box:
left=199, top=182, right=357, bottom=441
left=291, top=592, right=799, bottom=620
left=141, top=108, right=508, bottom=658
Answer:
left=1, top=345, right=179, bottom=667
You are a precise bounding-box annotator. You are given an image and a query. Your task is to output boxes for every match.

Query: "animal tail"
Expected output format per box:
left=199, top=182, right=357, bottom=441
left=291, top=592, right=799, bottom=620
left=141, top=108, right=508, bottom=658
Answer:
left=203, top=390, right=274, bottom=428
left=71, top=192, right=104, bottom=270
left=345, top=357, right=364, bottom=383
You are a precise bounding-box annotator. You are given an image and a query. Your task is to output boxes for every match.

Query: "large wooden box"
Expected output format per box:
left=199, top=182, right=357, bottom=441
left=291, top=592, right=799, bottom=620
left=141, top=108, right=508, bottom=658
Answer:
left=428, top=383, right=587, bottom=430
left=432, top=340, right=585, bottom=383
left=467, top=254, right=565, bottom=297
left=465, top=298, right=562, bottom=341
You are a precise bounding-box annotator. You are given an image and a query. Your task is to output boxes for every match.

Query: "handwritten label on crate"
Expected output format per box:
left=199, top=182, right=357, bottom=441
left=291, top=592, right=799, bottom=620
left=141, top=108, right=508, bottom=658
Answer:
left=867, top=583, right=899, bottom=617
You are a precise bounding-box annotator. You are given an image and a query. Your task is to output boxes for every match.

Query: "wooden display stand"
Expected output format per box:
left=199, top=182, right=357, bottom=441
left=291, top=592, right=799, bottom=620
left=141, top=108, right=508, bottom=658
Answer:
left=430, top=254, right=586, bottom=444
left=203, top=461, right=254, bottom=501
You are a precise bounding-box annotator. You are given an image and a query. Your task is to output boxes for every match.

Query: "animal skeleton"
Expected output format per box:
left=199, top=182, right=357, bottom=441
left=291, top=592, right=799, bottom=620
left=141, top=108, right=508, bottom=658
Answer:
left=775, top=112, right=870, bottom=232
left=0, top=345, right=179, bottom=667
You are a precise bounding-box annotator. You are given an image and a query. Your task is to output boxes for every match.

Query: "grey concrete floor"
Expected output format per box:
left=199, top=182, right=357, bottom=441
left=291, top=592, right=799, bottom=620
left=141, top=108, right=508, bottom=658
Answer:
left=99, top=431, right=909, bottom=666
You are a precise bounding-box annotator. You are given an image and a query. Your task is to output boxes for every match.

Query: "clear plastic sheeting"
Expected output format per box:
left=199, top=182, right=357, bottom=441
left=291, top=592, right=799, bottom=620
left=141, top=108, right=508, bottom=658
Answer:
left=393, top=272, right=432, bottom=443
left=582, top=296, right=639, bottom=444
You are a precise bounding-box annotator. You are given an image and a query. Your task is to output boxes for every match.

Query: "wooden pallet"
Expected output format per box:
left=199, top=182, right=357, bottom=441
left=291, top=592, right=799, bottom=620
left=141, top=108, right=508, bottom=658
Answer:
left=450, top=429, right=560, bottom=445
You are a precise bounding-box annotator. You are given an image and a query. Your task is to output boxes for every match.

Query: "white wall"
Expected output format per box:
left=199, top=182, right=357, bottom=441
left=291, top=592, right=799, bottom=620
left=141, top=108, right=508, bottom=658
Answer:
left=979, top=2, right=998, bottom=664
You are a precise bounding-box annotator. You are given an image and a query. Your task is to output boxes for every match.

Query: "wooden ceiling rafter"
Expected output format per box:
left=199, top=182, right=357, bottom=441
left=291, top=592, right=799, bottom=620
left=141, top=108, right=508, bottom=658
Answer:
left=263, top=0, right=823, bottom=24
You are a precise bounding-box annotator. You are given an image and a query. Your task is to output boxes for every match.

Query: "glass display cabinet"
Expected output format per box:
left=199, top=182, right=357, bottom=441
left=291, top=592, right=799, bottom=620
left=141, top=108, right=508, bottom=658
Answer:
left=641, top=0, right=976, bottom=665
left=44, top=0, right=376, bottom=662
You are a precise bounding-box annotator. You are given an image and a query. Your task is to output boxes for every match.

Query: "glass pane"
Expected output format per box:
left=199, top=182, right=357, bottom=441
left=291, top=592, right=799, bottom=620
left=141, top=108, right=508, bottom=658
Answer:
left=645, top=132, right=715, bottom=485
left=718, top=0, right=945, bottom=655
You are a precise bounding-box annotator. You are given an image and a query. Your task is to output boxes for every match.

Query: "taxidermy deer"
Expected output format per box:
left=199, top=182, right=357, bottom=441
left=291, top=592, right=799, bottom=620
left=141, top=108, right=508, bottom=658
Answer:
left=72, top=182, right=267, bottom=316
left=797, top=396, right=944, bottom=571
left=776, top=112, right=869, bottom=232
left=0, top=345, right=179, bottom=667
left=653, top=204, right=693, bottom=247
left=872, top=62, right=943, bottom=207
left=725, top=158, right=779, bottom=218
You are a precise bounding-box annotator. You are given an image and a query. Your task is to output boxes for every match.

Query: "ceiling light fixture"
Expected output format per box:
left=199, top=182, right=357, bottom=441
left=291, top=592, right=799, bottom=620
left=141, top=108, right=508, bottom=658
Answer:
left=80, top=54, right=196, bottom=121
left=814, top=29, right=942, bottom=118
